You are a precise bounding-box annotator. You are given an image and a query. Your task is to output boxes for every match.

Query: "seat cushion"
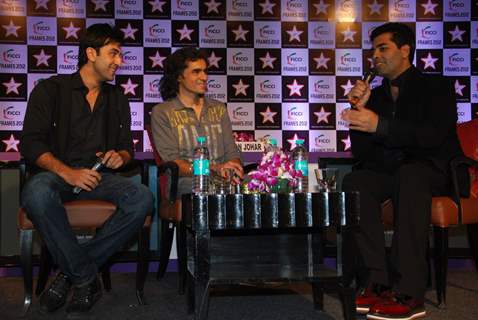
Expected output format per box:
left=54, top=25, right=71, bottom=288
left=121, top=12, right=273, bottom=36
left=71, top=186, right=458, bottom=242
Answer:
left=18, top=200, right=117, bottom=230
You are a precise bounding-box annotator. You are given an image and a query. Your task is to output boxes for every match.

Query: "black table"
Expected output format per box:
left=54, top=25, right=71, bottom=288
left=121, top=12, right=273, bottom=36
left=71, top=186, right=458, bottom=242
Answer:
left=182, top=192, right=360, bottom=320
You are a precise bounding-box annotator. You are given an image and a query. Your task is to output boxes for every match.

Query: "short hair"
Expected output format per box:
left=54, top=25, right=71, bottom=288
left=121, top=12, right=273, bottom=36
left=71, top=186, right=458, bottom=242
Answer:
left=370, top=22, right=415, bottom=64
left=77, top=23, right=123, bottom=69
left=159, top=47, right=209, bottom=101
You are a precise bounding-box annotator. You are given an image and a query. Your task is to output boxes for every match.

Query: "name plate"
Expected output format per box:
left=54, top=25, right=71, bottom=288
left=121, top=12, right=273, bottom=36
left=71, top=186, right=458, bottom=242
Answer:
left=235, top=142, right=264, bottom=153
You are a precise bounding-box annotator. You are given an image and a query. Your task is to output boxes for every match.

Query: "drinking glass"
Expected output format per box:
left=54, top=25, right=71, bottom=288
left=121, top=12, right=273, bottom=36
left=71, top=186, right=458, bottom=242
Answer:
left=314, top=168, right=338, bottom=192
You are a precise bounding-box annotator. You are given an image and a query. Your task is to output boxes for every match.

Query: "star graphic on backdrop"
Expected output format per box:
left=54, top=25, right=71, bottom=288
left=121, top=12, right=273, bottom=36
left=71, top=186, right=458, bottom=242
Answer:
left=448, top=25, right=466, bottom=42
left=367, top=0, right=383, bottom=15
left=133, top=138, right=139, bottom=148
left=2, top=20, right=21, bottom=37
left=91, top=0, right=109, bottom=12
left=286, top=25, right=303, bottom=42
left=33, top=49, right=52, bottom=67
left=232, top=79, right=249, bottom=96
left=341, top=26, right=357, bottom=43
left=421, top=52, right=438, bottom=70
left=149, top=0, right=166, bottom=12
left=314, top=107, right=332, bottom=124
left=204, top=0, right=222, bottom=14
left=313, top=0, right=329, bottom=15
left=121, top=78, right=139, bottom=95
left=287, top=133, right=300, bottom=150
left=258, top=0, right=276, bottom=15
left=2, top=134, right=20, bottom=152
left=207, top=51, right=222, bottom=68
left=232, top=24, right=249, bottom=42
left=421, top=0, right=438, bottom=15
left=341, top=135, right=351, bottom=151
left=260, top=106, right=277, bottom=124
left=259, top=51, right=276, bottom=69
left=62, top=21, right=81, bottom=39
left=149, top=51, right=166, bottom=68
left=34, top=0, right=49, bottom=10
left=287, top=79, right=304, bottom=97
left=176, top=24, right=194, bottom=41
left=2, top=77, right=22, bottom=95
left=121, top=23, right=138, bottom=40
left=454, top=79, right=466, bottom=96
left=313, top=52, right=330, bottom=69
left=340, top=80, right=354, bottom=96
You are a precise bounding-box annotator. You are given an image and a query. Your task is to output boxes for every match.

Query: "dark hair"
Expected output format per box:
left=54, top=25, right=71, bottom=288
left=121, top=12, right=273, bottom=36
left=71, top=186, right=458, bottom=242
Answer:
left=159, top=47, right=208, bottom=101
left=77, top=23, right=123, bottom=69
left=370, top=22, right=415, bottom=64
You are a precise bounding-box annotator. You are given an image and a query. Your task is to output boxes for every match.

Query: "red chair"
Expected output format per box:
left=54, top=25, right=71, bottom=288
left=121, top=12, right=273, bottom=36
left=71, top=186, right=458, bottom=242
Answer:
left=145, top=125, right=186, bottom=294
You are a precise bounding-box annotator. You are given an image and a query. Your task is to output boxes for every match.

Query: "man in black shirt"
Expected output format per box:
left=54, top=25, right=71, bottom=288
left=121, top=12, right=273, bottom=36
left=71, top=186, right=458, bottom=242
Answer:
left=21, top=24, right=153, bottom=317
left=341, top=23, right=463, bottom=320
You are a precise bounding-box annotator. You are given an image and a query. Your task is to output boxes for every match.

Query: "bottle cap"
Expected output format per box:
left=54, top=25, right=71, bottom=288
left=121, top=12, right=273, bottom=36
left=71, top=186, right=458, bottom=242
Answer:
left=269, top=138, right=277, bottom=146
left=296, top=139, right=304, bottom=145
left=197, top=136, right=206, bottom=143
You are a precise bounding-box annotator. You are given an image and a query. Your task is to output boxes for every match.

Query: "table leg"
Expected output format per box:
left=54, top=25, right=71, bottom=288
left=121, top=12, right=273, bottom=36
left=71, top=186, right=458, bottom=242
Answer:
left=311, top=282, right=324, bottom=310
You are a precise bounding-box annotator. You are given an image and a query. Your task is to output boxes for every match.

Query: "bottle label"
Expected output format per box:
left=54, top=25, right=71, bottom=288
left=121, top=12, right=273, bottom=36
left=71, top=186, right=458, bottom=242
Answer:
left=294, top=160, right=308, bottom=176
left=193, top=159, right=210, bottom=175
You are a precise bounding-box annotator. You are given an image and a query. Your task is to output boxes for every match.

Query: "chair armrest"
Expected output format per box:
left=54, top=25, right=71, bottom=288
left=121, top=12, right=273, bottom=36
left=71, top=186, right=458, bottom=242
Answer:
left=449, top=155, right=476, bottom=203
left=157, top=161, right=179, bottom=204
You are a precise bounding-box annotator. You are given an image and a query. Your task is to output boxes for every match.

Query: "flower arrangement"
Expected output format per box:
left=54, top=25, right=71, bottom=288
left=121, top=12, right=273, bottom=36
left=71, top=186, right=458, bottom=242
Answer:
left=245, top=142, right=302, bottom=193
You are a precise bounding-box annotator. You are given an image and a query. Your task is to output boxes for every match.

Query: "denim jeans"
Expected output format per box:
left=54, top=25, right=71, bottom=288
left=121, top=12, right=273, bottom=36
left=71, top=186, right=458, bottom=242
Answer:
left=21, top=171, right=153, bottom=285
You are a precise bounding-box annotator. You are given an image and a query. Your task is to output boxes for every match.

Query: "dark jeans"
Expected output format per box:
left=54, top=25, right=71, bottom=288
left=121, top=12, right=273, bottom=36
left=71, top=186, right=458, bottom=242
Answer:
left=342, top=162, right=449, bottom=299
left=21, top=171, right=153, bottom=285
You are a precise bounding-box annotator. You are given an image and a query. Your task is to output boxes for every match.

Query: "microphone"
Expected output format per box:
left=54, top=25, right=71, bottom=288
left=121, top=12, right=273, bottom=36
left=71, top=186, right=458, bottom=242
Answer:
left=349, top=69, right=377, bottom=108
left=73, top=156, right=104, bottom=194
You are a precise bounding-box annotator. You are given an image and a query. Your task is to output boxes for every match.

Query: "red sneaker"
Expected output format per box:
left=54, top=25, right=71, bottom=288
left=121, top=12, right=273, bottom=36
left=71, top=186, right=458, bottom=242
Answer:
left=356, top=286, right=394, bottom=314
left=367, top=297, right=426, bottom=320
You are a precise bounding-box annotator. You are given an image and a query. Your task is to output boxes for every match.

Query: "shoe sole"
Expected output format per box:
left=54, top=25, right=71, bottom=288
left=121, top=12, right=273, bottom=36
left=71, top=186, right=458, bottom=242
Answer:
left=367, top=311, right=426, bottom=320
left=357, top=306, right=370, bottom=314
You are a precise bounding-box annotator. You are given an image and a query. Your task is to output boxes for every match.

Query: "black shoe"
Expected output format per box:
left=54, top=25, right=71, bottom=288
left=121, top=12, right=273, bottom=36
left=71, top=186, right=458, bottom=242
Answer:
left=66, top=276, right=102, bottom=319
left=39, top=272, right=71, bottom=313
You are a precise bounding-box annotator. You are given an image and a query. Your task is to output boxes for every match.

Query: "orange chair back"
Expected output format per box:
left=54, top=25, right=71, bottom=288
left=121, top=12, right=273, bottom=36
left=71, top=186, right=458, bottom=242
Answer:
left=456, top=119, right=478, bottom=198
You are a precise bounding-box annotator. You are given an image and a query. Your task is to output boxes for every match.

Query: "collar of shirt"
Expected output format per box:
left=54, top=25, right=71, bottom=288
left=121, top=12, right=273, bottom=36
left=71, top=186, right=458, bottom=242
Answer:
left=71, top=72, right=106, bottom=95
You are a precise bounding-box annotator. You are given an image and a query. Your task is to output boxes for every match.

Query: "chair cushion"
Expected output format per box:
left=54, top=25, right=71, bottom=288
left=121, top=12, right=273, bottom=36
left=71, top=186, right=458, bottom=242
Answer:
left=18, top=200, right=117, bottom=230
left=431, top=197, right=459, bottom=228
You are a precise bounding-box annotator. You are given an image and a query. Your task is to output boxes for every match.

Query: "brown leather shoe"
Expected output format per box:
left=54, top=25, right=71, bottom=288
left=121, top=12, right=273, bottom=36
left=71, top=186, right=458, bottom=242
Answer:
left=367, top=296, right=426, bottom=320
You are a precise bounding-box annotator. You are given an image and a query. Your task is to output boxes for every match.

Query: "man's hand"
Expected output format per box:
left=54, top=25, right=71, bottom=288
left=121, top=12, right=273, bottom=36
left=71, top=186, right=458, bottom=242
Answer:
left=341, top=105, right=379, bottom=133
left=62, top=167, right=102, bottom=192
left=98, top=150, right=127, bottom=169
left=348, top=79, right=371, bottom=109
left=213, top=160, right=244, bottom=184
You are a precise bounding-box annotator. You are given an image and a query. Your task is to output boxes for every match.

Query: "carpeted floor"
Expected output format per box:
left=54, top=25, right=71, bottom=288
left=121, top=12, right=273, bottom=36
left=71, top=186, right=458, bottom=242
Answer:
left=0, top=270, right=477, bottom=320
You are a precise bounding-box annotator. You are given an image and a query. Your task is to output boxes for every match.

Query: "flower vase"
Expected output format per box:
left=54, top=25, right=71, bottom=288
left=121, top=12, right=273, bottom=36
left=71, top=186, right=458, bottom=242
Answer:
left=271, top=178, right=291, bottom=193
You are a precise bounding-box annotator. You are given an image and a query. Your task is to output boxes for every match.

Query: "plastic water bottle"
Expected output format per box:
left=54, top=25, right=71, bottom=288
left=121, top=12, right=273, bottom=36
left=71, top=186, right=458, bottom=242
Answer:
left=192, top=136, right=210, bottom=194
left=292, top=139, right=308, bottom=193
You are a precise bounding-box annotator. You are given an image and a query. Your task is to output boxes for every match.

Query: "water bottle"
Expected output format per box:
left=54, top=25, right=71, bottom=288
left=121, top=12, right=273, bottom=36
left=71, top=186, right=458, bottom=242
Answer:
left=192, top=136, right=210, bottom=194
left=292, top=139, right=308, bottom=193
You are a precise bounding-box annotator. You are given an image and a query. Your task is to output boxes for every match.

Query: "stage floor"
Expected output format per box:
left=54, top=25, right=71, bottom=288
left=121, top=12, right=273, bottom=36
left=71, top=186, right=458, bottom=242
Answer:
left=0, top=268, right=477, bottom=320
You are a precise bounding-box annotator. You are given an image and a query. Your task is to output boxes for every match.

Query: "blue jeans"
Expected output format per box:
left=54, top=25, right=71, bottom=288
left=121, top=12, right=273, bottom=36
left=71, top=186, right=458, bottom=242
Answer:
left=21, top=171, right=153, bottom=285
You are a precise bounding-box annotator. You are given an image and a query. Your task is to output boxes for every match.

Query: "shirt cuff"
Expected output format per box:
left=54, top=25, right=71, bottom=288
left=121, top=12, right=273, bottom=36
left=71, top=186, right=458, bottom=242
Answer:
left=375, top=116, right=389, bottom=139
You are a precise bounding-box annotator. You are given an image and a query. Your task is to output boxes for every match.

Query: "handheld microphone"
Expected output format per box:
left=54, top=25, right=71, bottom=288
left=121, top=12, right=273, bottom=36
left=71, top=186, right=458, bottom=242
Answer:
left=349, top=69, right=377, bottom=108
left=73, top=156, right=104, bottom=194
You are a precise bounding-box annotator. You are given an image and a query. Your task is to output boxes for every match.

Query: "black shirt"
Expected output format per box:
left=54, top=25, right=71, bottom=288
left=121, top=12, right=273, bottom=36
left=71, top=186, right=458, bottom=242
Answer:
left=349, top=66, right=463, bottom=174
left=21, top=73, right=133, bottom=171
left=67, top=73, right=106, bottom=168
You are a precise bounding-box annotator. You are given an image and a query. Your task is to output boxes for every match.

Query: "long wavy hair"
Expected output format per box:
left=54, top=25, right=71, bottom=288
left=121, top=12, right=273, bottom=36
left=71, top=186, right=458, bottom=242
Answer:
left=77, top=23, right=123, bottom=69
left=160, top=47, right=209, bottom=101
